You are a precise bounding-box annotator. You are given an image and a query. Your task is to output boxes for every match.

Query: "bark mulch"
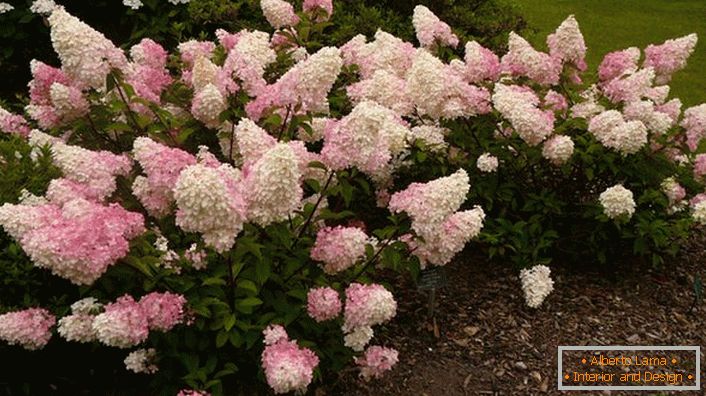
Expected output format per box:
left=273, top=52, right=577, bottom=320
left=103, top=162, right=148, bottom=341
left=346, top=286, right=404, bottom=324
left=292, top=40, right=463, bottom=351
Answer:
left=330, top=237, right=706, bottom=396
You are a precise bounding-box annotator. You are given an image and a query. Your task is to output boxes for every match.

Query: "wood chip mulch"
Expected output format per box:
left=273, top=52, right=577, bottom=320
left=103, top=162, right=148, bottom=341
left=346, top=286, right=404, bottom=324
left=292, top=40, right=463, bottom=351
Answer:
left=328, top=236, right=706, bottom=396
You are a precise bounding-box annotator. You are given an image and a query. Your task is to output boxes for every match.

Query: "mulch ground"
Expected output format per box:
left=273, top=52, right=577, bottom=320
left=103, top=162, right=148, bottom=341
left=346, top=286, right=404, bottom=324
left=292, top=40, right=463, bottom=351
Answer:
left=331, top=236, right=706, bottom=396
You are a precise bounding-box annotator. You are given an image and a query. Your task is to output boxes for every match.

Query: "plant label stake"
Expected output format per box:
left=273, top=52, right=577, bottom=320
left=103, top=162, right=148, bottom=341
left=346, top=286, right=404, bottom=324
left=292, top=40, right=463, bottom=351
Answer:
left=418, top=267, right=448, bottom=319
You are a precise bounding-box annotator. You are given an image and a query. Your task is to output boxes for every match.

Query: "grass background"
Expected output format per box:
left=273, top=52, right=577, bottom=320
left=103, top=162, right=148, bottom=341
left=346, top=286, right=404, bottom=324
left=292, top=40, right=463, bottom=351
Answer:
left=506, top=0, right=705, bottom=106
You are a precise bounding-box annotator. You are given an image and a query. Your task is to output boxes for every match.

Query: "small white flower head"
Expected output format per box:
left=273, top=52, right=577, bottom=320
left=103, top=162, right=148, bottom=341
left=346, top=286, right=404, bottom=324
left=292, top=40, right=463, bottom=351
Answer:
left=693, top=201, right=706, bottom=225
left=542, top=135, right=574, bottom=165
left=30, top=0, right=57, bottom=15
left=476, top=153, right=498, bottom=173
left=343, top=325, right=374, bottom=352
left=122, top=0, right=144, bottom=9
left=599, top=184, right=636, bottom=220
left=0, top=2, right=14, bottom=13
left=124, top=348, right=159, bottom=374
left=519, top=265, right=554, bottom=308
left=71, top=297, right=103, bottom=315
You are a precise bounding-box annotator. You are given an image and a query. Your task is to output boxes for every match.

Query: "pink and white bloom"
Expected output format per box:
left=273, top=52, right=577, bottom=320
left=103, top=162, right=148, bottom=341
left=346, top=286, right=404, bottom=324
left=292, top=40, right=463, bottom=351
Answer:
left=599, top=184, right=636, bottom=220
left=0, top=308, right=55, bottom=350
left=343, top=283, right=396, bottom=332
left=644, top=34, right=698, bottom=84
left=139, top=292, right=187, bottom=332
left=261, top=326, right=319, bottom=394
left=92, top=295, right=149, bottom=348
left=306, top=287, right=342, bottom=322
left=356, top=345, right=399, bottom=380
left=310, top=226, right=368, bottom=274
left=260, top=0, right=299, bottom=29
left=412, top=5, right=458, bottom=49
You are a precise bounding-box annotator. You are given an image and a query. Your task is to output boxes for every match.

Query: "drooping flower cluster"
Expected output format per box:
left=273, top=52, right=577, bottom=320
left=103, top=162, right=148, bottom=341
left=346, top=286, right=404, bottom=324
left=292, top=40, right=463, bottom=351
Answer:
left=389, top=170, right=485, bottom=266
left=0, top=308, right=56, bottom=350
left=261, top=325, right=320, bottom=394
left=599, top=184, right=636, bottom=220
left=644, top=34, right=698, bottom=84
left=306, top=287, right=342, bottom=322
left=29, top=130, right=133, bottom=201
left=519, top=265, right=554, bottom=308
left=47, top=8, right=127, bottom=89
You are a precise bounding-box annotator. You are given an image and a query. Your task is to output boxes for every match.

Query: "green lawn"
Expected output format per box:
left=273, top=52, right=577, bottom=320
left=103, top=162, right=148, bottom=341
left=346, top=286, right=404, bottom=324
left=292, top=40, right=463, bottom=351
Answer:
left=506, top=0, right=706, bottom=106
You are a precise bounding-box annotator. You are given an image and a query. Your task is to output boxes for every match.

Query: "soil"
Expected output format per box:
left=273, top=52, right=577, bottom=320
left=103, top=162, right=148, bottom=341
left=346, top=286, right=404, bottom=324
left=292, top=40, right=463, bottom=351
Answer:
left=331, top=236, right=706, bottom=396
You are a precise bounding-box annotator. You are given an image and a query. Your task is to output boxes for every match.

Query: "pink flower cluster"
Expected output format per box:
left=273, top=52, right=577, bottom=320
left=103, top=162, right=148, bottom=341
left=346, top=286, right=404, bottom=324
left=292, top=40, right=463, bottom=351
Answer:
left=0, top=308, right=56, bottom=350
left=389, top=169, right=485, bottom=266
left=412, top=5, right=458, bottom=48
left=132, top=137, right=196, bottom=217
left=356, top=345, right=399, bottom=380
left=644, top=34, right=698, bottom=84
left=29, top=130, right=133, bottom=202
left=303, top=0, right=332, bottom=20
left=306, top=286, right=342, bottom=322
left=0, top=106, right=31, bottom=137
left=92, top=292, right=186, bottom=348
left=0, top=197, right=144, bottom=285
left=321, top=101, right=410, bottom=176
left=125, top=39, right=172, bottom=109
left=25, top=60, right=88, bottom=129
left=310, top=226, right=369, bottom=274
left=261, top=325, right=319, bottom=394
left=343, top=283, right=396, bottom=332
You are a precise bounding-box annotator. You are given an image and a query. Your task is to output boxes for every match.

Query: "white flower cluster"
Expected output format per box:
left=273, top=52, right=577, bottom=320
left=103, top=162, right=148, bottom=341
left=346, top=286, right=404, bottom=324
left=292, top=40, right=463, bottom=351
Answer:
left=588, top=110, right=648, bottom=155
left=542, top=135, right=575, bottom=165
left=693, top=201, right=706, bottom=225
left=242, top=143, right=303, bottom=227
left=0, top=2, right=14, bottom=13
left=519, top=265, right=554, bottom=308
left=623, top=100, right=673, bottom=135
left=57, top=298, right=103, bottom=343
left=48, top=8, right=127, bottom=89
left=260, top=0, right=297, bottom=29
left=191, top=83, right=227, bottom=126
left=492, top=84, right=554, bottom=146
left=347, top=70, right=412, bottom=116
left=233, top=118, right=277, bottom=165
left=343, top=325, right=374, bottom=352
left=408, top=125, right=448, bottom=152
left=476, top=153, right=498, bottom=173
left=174, top=164, right=246, bottom=252
left=30, top=0, right=57, bottom=15
left=124, top=348, right=159, bottom=374
left=599, top=184, right=636, bottom=220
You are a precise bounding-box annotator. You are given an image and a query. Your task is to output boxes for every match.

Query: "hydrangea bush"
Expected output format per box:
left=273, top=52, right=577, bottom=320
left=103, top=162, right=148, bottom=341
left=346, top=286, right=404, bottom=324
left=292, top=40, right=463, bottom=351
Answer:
left=0, top=0, right=704, bottom=394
